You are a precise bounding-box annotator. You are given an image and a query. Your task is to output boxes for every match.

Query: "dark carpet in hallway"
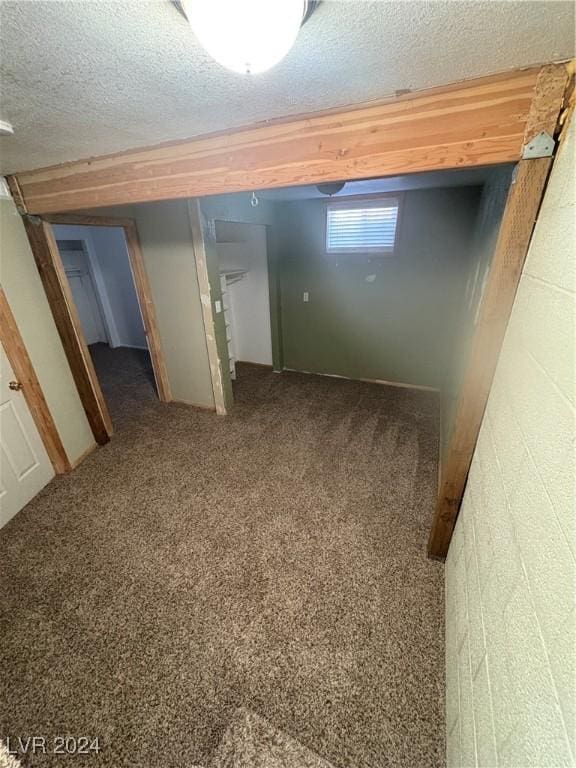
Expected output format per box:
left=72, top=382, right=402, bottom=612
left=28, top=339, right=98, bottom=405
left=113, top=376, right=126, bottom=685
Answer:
left=0, top=351, right=444, bottom=768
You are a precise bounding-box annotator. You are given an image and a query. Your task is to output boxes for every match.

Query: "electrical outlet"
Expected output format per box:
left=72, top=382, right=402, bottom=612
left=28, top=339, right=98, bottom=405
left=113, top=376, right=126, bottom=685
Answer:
left=303, top=291, right=309, bottom=302
left=215, top=300, right=222, bottom=313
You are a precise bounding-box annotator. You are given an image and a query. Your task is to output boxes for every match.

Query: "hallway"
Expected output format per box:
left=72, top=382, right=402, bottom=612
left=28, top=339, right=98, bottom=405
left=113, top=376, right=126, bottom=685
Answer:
left=89, top=343, right=156, bottom=425
left=0, top=366, right=444, bottom=767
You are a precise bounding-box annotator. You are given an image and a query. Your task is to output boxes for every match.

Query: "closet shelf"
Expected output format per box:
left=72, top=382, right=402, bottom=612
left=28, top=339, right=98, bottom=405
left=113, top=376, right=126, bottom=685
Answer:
left=220, top=268, right=249, bottom=286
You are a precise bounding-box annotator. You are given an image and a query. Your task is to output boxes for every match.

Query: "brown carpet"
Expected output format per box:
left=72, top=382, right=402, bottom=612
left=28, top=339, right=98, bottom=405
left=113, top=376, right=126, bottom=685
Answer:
left=0, top=348, right=444, bottom=768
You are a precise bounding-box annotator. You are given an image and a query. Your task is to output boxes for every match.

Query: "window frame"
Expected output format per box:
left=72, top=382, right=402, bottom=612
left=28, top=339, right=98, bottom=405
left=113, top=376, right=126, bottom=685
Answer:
left=324, top=193, right=403, bottom=256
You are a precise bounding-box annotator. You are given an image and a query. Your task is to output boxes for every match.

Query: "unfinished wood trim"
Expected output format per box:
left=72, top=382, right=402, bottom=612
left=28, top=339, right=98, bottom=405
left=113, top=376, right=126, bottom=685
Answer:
left=523, top=63, right=572, bottom=142
left=428, top=64, right=570, bottom=560
left=11, top=68, right=543, bottom=214
left=187, top=200, right=227, bottom=416
left=0, top=286, right=71, bottom=473
left=43, top=213, right=136, bottom=228
left=122, top=222, right=172, bottom=402
left=22, top=216, right=112, bottom=445
left=5, top=175, right=27, bottom=214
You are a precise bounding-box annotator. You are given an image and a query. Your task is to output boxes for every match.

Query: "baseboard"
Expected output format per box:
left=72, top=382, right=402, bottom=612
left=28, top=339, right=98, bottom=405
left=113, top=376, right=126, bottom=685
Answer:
left=236, top=360, right=273, bottom=368
left=172, top=398, right=216, bottom=412
left=359, top=376, right=439, bottom=393
left=112, top=344, right=149, bottom=351
left=283, top=367, right=439, bottom=393
left=70, top=442, right=98, bottom=470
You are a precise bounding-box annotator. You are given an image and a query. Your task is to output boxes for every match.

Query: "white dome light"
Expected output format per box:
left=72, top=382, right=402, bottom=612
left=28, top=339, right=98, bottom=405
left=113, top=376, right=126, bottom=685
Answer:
left=182, top=0, right=307, bottom=75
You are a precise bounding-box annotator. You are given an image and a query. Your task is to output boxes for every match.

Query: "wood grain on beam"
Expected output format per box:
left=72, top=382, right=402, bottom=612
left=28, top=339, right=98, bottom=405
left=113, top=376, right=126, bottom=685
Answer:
left=12, top=68, right=541, bottom=214
left=428, top=64, right=569, bottom=560
left=22, top=216, right=112, bottom=445
left=0, top=286, right=71, bottom=473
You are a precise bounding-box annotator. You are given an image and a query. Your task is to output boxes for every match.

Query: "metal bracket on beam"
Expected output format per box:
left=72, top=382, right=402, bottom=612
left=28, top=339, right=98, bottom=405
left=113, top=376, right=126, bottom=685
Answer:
left=522, top=131, right=555, bottom=159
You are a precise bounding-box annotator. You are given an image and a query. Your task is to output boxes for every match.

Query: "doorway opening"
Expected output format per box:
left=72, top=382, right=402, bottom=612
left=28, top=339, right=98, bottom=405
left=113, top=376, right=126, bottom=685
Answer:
left=25, top=213, right=171, bottom=446
left=215, top=220, right=273, bottom=389
left=54, top=224, right=156, bottom=425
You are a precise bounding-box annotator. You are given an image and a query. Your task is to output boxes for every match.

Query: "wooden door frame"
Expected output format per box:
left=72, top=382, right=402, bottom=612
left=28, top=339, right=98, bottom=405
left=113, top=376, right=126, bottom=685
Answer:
left=22, top=213, right=171, bottom=446
left=11, top=62, right=572, bottom=557
left=0, top=286, right=70, bottom=473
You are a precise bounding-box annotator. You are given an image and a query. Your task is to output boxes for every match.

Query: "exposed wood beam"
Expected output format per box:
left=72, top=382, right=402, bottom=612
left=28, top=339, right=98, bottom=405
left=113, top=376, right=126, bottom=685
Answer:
left=428, top=64, right=570, bottom=560
left=11, top=68, right=542, bottom=215
left=0, top=286, right=71, bottom=474
left=22, top=216, right=112, bottom=445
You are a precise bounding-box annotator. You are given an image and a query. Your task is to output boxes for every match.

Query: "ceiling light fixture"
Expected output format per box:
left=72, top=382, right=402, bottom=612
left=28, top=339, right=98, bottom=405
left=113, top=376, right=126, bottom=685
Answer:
left=180, top=0, right=315, bottom=75
left=0, top=120, right=14, bottom=136
left=316, top=182, right=346, bottom=196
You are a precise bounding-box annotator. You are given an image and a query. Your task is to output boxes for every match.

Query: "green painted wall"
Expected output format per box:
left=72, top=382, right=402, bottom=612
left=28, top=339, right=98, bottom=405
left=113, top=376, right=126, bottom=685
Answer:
left=275, top=187, right=482, bottom=389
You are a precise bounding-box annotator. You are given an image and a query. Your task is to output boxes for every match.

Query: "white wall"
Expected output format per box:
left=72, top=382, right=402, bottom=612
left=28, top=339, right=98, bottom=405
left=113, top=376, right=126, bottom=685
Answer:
left=54, top=224, right=147, bottom=349
left=90, top=227, right=147, bottom=348
left=445, top=119, right=575, bottom=766
left=0, top=198, right=95, bottom=464
left=216, top=221, right=272, bottom=366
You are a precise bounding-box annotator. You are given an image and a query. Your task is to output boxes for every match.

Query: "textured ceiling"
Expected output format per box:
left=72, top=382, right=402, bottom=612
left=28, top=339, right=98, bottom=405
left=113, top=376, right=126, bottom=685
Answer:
left=0, top=0, right=574, bottom=175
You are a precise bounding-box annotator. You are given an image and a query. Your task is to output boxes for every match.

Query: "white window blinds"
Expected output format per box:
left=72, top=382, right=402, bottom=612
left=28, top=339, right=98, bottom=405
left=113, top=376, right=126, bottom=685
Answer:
left=326, top=199, right=399, bottom=253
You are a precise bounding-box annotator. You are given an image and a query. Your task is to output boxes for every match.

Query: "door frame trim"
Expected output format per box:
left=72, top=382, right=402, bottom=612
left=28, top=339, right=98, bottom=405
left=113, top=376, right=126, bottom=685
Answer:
left=22, top=214, right=171, bottom=446
left=0, top=286, right=71, bottom=473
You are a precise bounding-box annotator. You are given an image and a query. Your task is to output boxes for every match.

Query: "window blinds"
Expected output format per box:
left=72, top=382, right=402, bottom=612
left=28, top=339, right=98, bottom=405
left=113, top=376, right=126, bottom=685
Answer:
left=326, top=199, right=399, bottom=253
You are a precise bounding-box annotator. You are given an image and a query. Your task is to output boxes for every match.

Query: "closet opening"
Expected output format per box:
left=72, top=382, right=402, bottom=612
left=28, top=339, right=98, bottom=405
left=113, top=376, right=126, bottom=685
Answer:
left=215, top=220, right=274, bottom=390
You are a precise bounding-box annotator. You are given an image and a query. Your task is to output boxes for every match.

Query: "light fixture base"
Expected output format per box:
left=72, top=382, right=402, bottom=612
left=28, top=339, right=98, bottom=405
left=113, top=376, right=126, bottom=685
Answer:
left=0, top=120, right=14, bottom=136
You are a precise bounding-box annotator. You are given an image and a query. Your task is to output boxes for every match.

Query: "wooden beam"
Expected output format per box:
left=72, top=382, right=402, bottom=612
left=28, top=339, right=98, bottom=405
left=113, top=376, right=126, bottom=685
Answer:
left=428, top=64, right=570, bottom=560
left=22, top=216, right=112, bottom=445
left=11, top=68, right=542, bottom=214
left=43, top=213, right=136, bottom=228
left=0, top=286, right=71, bottom=474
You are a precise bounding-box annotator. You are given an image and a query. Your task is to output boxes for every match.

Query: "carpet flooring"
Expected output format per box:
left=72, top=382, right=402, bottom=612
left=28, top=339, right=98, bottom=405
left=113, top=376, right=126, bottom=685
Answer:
left=0, top=348, right=444, bottom=768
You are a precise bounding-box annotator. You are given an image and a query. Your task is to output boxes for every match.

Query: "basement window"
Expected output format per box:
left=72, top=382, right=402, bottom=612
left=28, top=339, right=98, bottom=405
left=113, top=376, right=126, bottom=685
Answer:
left=326, top=198, right=400, bottom=254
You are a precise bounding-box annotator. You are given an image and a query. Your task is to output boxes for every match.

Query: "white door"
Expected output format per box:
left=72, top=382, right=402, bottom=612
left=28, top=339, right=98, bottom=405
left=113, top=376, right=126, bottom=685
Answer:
left=0, top=343, right=54, bottom=528
left=59, top=246, right=107, bottom=345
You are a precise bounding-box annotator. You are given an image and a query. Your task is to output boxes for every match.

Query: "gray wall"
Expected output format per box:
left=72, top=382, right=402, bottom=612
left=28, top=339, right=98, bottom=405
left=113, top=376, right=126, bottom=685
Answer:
left=440, top=166, right=513, bottom=464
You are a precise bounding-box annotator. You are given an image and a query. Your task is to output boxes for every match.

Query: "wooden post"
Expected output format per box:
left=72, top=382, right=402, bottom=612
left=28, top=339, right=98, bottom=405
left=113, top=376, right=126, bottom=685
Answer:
left=427, top=64, right=570, bottom=559
left=22, top=215, right=112, bottom=445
